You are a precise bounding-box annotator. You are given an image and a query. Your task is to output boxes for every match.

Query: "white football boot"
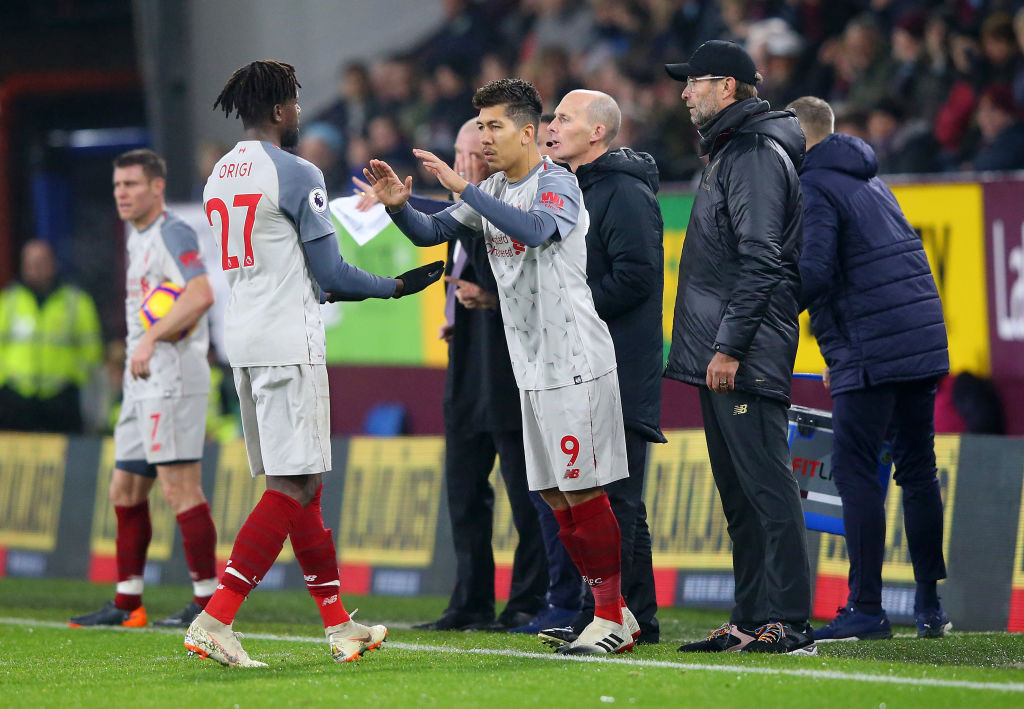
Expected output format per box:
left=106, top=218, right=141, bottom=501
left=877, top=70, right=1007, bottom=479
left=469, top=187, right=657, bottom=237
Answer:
left=326, top=614, right=388, bottom=663
left=184, top=611, right=267, bottom=668
left=555, top=613, right=635, bottom=655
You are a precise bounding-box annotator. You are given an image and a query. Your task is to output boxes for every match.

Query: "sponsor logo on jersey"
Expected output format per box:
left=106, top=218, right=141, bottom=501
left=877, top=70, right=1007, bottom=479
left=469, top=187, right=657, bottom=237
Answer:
left=564, top=468, right=580, bottom=479
left=511, top=238, right=526, bottom=254
left=733, top=404, right=748, bottom=415
left=304, top=574, right=317, bottom=582
left=180, top=250, right=201, bottom=267
left=321, top=594, right=339, bottom=607
left=308, top=187, right=328, bottom=213
left=582, top=575, right=603, bottom=586
left=539, top=191, right=564, bottom=212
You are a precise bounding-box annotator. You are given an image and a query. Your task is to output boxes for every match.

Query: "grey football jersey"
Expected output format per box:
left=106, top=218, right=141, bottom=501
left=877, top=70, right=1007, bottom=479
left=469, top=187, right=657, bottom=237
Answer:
left=204, top=141, right=335, bottom=366
left=448, top=158, right=616, bottom=390
left=124, top=211, right=211, bottom=400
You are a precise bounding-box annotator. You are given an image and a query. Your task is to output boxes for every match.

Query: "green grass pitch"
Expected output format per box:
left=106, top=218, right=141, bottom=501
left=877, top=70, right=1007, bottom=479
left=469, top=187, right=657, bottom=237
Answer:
left=1, top=578, right=1022, bottom=708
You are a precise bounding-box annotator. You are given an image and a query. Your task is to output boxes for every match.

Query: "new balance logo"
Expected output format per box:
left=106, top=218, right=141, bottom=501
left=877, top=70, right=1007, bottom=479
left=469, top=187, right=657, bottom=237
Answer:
left=511, top=238, right=526, bottom=254
left=733, top=404, right=748, bottom=415
left=303, top=574, right=317, bottom=582
left=540, top=191, right=564, bottom=212
left=321, top=594, right=339, bottom=607
left=564, top=468, right=580, bottom=479
left=582, top=575, right=603, bottom=586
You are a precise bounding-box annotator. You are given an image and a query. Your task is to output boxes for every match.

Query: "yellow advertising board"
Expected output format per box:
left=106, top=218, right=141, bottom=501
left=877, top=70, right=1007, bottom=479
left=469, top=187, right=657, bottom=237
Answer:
left=0, top=433, right=67, bottom=551
left=338, top=436, right=444, bottom=566
left=646, top=430, right=732, bottom=569
left=89, top=438, right=176, bottom=560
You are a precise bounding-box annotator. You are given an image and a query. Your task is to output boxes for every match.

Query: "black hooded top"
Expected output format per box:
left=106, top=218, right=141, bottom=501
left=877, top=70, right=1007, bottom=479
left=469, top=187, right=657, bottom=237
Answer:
left=576, top=147, right=667, bottom=442
left=665, top=98, right=806, bottom=404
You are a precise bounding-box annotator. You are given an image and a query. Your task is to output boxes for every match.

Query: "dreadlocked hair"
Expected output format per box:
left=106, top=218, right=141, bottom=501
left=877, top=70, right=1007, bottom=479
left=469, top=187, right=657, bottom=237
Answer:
left=213, top=60, right=301, bottom=127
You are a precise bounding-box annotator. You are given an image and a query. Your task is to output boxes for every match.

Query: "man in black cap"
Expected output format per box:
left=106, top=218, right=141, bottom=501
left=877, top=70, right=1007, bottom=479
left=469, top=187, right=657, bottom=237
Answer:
left=663, top=40, right=815, bottom=655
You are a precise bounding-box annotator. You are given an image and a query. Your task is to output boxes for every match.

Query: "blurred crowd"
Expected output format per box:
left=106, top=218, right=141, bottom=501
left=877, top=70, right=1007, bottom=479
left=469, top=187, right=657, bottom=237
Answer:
left=275, top=0, right=1024, bottom=187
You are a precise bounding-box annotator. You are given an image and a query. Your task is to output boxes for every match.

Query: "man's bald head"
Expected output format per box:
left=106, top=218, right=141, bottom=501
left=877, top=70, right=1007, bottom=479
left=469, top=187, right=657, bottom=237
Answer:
left=548, top=90, right=622, bottom=170
left=565, top=89, right=621, bottom=146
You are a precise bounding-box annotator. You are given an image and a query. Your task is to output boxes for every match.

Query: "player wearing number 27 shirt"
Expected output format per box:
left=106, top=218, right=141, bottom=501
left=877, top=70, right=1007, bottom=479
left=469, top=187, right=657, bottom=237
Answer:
left=187, top=60, right=442, bottom=668
left=367, top=78, right=635, bottom=656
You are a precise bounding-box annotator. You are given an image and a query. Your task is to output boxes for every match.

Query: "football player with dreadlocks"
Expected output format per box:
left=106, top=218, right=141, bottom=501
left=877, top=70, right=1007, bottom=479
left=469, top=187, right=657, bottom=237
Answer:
left=184, top=60, right=443, bottom=668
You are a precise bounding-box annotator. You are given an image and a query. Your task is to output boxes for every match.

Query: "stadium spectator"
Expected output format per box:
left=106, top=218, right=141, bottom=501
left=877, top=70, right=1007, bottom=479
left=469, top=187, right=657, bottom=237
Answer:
left=867, top=97, right=940, bottom=174
left=315, top=61, right=377, bottom=143
left=0, top=239, right=102, bottom=433
left=536, top=89, right=665, bottom=645
left=789, top=95, right=952, bottom=641
left=664, top=41, right=814, bottom=655
left=831, top=14, right=897, bottom=112
left=834, top=108, right=870, bottom=142
left=890, top=10, right=951, bottom=123
left=934, top=371, right=1006, bottom=435
left=298, top=122, right=347, bottom=194
left=69, top=149, right=218, bottom=631
left=186, top=60, right=442, bottom=667
left=963, top=84, right=1024, bottom=171
left=370, top=78, right=640, bottom=656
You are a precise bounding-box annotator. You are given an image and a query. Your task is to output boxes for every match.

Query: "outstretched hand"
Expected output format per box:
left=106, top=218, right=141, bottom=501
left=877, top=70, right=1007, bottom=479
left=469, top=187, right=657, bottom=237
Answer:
left=413, top=149, right=469, bottom=195
left=363, top=159, right=412, bottom=209
left=351, top=176, right=379, bottom=212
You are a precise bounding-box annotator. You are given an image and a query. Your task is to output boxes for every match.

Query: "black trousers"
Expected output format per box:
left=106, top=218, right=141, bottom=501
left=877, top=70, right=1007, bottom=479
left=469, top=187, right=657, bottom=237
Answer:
left=831, top=378, right=947, bottom=613
left=443, top=427, right=547, bottom=618
left=700, top=388, right=811, bottom=626
left=536, top=428, right=660, bottom=641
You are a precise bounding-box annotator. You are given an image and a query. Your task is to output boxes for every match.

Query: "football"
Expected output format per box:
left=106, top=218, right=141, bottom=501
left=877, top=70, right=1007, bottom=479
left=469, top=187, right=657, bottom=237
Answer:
left=139, top=281, right=194, bottom=341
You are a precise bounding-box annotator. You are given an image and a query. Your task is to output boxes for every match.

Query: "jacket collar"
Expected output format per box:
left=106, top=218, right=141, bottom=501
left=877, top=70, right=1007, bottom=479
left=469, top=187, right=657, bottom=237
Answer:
left=697, top=98, right=769, bottom=157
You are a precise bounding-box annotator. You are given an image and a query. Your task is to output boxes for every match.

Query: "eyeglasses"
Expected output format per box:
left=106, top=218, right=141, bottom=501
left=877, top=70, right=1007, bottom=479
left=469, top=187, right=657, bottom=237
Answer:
left=685, top=76, right=727, bottom=89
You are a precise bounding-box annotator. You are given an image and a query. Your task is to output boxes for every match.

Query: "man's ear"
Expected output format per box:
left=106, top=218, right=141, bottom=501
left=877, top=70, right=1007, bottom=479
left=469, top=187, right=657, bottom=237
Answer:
left=521, top=122, right=535, bottom=146
left=591, top=124, right=606, bottom=146
left=271, top=103, right=284, bottom=125
left=150, top=176, right=166, bottom=197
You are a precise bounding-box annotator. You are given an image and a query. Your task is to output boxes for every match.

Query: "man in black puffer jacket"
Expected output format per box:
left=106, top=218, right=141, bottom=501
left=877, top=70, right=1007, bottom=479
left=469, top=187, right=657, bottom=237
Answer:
left=664, top=41, right=815, bottom=656
left=788, top=96, right=951, bottom=642
left=536, top=89, right=666, bottom=645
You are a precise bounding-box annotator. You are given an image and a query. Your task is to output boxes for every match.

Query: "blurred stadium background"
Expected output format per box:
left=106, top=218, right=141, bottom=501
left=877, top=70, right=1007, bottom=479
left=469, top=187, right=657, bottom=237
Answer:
left=3, top=0, right=1024, bottom=633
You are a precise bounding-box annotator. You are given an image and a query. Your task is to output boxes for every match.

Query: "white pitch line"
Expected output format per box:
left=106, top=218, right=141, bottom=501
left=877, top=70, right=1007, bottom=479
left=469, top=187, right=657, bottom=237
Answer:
left=3, top=617, right=1022, bottom=693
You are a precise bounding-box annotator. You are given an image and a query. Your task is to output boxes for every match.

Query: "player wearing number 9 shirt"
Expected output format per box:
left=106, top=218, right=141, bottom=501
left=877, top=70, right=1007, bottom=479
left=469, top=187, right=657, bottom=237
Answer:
left=367, top=78, right=635, bottom=655
left=186, top=60, right=442, bottom=668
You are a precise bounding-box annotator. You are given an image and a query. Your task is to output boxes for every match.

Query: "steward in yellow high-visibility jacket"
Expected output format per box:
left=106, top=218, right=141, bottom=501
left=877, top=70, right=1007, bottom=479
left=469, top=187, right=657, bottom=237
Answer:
left=0, top=241, right=103, bottom=432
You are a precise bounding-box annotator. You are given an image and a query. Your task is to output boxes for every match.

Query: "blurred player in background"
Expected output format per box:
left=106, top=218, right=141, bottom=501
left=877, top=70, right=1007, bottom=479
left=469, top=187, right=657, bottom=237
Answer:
left=367, top=78, right=638, bottom=655
left=185, top=60, right=442, bottom=667
left=70, top=149, right=218, bottom=630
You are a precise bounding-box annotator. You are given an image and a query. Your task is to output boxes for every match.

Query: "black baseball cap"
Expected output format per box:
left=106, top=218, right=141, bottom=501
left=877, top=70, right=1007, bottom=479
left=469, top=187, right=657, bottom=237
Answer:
left=665, top=40, right=758, bottom=84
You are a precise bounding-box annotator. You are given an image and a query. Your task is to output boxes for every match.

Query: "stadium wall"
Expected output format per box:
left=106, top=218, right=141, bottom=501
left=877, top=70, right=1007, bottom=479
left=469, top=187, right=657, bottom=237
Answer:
left=1, top=430, right=1021, bottom=632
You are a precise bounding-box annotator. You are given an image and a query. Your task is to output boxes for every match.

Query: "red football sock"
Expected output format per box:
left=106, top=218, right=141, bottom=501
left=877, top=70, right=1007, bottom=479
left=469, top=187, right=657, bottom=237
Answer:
left=571, top=493, right=623, bottom=624
left=552, top=506, right=587, bottom=572
left=176, top=502, right=218, bottom=606
left=114, top=501, right=151, bottom=611
left=204, top=490, right=303, bottom=625
left=291, top=486, right=350, bottom=627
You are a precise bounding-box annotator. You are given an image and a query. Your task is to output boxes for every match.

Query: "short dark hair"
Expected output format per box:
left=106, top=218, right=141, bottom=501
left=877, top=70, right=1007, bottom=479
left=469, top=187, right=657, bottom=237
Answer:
left=733, top=72, right=763, bottom=101
left=214, top=60, right=301, bottom=127
left=113, top=149, right=166, bottom=180
left=472, top=78, right=542, bottom=129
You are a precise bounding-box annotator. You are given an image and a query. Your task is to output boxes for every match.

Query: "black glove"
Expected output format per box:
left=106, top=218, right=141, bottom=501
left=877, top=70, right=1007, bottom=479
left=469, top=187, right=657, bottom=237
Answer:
left=395, top=260, right=445, bottom=298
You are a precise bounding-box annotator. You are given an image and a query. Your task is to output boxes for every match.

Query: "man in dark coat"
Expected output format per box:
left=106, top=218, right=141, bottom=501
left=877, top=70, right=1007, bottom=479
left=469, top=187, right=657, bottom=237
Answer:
left=530, top=89, right=665, bottom=644
left=664, top=40, right=815, bottom=655
left=788, top=96, right=951, bottom=640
